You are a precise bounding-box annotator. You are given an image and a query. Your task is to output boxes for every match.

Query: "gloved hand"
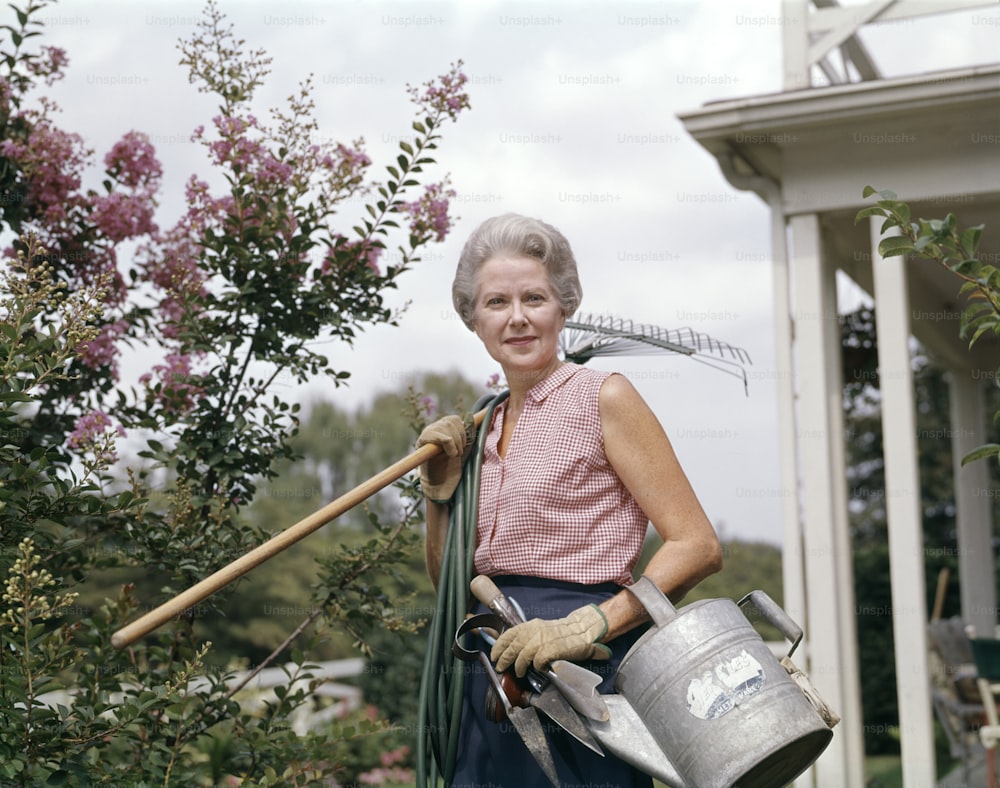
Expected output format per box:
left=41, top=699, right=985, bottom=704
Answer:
left=491, top=604, right=611, bottom=677
left=416, top=415, right=471, bottom=502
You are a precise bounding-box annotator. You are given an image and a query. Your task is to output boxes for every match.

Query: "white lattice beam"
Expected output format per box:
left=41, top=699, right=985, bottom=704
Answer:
left=785, top=0, right=997, bottom=89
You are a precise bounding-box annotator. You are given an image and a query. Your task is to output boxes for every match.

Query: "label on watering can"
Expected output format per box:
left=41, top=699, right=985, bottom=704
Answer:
left=685, top=648, right=766, bottom=720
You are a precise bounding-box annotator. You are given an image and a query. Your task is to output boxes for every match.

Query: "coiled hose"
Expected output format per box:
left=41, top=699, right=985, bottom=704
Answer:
left=416, top=391, right=507, bottom=788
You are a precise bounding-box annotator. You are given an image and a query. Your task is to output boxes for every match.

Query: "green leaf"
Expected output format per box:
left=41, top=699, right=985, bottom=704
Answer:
left=950, top=258, right=980, bottom=277
left=962, top=301, right=995, bottom=319
left=877, top=236, right=914, bottom=258
left=880, top=215, right=901, bottom=234
left=961, top=444, right=1000, bottom=466
left=968, top=323, right=994, bottom=348
left=960, top=224, right=984, bottom=257
left=862, top=185, right=878, bottom=198
left=854, top=205, right=887, bottom=224
left=888, top=201, right=910, bottom=224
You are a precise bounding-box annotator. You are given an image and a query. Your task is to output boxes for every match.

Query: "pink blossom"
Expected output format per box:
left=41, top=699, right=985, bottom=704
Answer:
left=304, top=137, right=372, bottom=201
left=91, top=191, right=158, bottom=243
left=204, top=112, right=294, bottom=188
left=322, top=236, right=383, bottom=276
left=401, top=181, right=456, bottom=243
left=380, top=744, right=410, bottom=766
left=183, top=175, right=235, bottom=232
left=1, top=120, right=89, bottom=224
left=68, top=409, right=126, bottom=463
left=407, top=61, right=470, bottom=121
left=139, top=353, right=205, bottom=415
left=138, top=226, right=207, bottom=338
left=340, top=143, right=371, bottom=169
left=256, top=153, right=293, bottom=186
left=25, top=46, right=69, bottom=86
left=104, top=131, right=162, bottom=190
left=358, top=766, right=415, bottom=785
left=421, top=396, right=437, bottom=419
left=79, top=319, right=129, bottom=377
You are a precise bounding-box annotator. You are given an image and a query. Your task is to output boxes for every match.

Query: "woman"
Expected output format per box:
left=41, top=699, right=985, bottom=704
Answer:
left=418, top=213, right=723, bottom=787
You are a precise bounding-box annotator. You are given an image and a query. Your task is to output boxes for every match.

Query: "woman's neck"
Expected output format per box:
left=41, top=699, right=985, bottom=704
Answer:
left=502, top=359, right=564, bottom=408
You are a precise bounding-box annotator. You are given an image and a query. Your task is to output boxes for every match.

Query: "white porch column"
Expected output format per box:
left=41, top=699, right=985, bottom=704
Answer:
left=949, top=372, right=996, bottom=637
left=773, top=200, right=816, bottom=788
left=789, top=213, right=865, bottom=787
left=770, top=203, right=806, bottom=631
left=869, top=218, right=936, bottom=785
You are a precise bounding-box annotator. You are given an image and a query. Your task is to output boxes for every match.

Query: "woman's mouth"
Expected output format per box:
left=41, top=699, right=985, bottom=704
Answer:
left=505, top=335, right=535, bottom=346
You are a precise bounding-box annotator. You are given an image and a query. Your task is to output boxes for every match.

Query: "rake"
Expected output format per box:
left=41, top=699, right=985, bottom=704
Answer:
left=560, top=312, right=753, bottom=392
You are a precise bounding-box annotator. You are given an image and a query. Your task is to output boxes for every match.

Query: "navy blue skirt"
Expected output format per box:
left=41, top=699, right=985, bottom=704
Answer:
left=451, top=575, right=654, bottom=788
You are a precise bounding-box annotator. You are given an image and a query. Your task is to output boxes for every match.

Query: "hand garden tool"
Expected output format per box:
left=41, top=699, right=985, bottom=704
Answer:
left=453, top=613, right=561, bottom=787
left=471, top=595, right=605, bottom=755
left=471, top=574, right=610, bottom=723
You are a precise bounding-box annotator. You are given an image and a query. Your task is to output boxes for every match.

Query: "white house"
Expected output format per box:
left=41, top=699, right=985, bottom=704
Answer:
left=678, top=2, right=1000, bottom=785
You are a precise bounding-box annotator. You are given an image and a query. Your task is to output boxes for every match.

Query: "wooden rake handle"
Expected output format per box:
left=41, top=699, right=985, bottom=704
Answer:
left=111, top=408, right=487, bottom=649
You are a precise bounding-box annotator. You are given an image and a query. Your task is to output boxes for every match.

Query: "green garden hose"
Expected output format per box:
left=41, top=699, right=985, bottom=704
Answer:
left=416, top=392, right=507, bottom=788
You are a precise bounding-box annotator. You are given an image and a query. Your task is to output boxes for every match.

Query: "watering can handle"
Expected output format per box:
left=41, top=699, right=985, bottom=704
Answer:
left=627, top=576, right=679, bottom=628
left=737, top=590, right=804, bottom=658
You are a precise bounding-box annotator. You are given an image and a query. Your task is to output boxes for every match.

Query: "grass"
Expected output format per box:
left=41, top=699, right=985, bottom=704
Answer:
left=865, top=755, right=903, bottom=788
left=615, top=753, right=962, bottom=788
left=651, top=755, right=920, bottom=788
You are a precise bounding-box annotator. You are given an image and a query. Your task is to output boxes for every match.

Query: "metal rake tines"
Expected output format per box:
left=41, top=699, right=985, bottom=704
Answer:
left=560, top=313, right=753, bottom=391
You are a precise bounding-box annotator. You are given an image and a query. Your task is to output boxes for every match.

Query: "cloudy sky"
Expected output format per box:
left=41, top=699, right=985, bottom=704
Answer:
left=35, top=0, right=1000, bottom=545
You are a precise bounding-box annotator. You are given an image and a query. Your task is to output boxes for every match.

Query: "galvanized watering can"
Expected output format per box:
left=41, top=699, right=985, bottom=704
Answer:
left=589, top=576, right=836, bottom=788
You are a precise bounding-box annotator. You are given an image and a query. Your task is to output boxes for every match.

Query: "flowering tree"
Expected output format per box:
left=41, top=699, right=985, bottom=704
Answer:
left=0, top=0, right=469, bottom=783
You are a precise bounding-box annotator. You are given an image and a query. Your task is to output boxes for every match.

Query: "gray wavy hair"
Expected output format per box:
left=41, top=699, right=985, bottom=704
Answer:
left=451, top=213, right=583, bottom=330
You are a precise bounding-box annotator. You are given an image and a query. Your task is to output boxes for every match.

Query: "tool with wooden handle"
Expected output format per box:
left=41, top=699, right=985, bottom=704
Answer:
left=478, top=629, right=605, bottom=755
left=111, top=409, right=487, bottom=650
left=453, top=614, right=561, bottom=787
left=470, top=574, right=610, bottom=722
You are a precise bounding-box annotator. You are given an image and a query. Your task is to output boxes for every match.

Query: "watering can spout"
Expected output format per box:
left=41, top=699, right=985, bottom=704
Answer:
left=587, top=695, right=690, bottom=787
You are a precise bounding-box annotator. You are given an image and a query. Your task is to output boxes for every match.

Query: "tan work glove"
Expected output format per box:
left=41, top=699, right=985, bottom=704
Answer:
left=491, top=604, right=611, bottom=677
left=416, top=415, right=471, bottom=503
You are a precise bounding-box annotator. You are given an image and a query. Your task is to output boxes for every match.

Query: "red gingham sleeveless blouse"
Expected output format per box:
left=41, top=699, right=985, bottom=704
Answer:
left=474, top=363, right=649, bottom=586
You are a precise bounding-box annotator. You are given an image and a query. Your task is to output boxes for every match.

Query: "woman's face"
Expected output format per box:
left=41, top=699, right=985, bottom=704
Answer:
left=472, top=254, right=566, bottom=381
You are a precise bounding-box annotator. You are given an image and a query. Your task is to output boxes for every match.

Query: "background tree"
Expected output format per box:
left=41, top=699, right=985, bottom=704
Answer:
left=840, top=303, right=1000, bottom=759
